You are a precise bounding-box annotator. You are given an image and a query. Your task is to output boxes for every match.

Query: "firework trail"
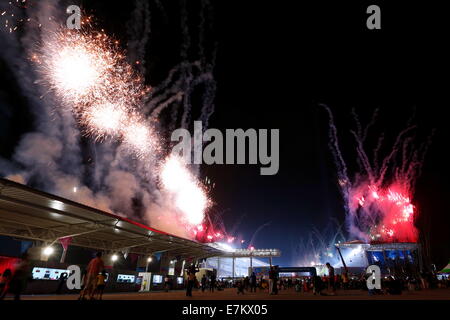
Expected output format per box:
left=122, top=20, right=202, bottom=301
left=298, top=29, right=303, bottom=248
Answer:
left=322, top=104, right=433, bottom=243
left=0, top=0, right=219, bottom=239
left=292, top=219, right=346, bottom=266
left=248, top=221, right=271, bottom=249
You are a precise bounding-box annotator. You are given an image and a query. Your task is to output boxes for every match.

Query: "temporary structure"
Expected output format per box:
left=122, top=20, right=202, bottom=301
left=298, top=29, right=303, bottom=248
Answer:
left=438, top=260, right=450, bottom=274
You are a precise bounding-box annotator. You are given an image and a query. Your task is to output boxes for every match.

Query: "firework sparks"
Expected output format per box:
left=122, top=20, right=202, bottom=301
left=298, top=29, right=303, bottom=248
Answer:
left=81, top=102, right=126, bottom=139
left=350, top=183, right=417, bottom=242
left=323, top=105, right=432, bottom=243
left=1, top=0, right=221, bottom=241
left=161, top=155, right=209, bottom=225
left=34, top=27, right=158, bottom=156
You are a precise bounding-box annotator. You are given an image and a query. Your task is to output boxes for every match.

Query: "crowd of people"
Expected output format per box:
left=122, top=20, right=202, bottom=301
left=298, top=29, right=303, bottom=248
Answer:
left=203, top=262, right=450, bottom=297
left=1, top=252, right=449, bottom=299
left=0, top=251, right=108, bottom=301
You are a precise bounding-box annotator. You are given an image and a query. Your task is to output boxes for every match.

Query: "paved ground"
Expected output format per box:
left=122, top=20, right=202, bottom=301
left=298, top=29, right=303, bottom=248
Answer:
left=11, top=288, right=450, bottom=300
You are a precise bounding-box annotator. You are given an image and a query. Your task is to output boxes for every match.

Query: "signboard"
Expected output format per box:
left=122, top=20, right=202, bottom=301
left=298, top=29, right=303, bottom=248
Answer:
left=32, top=267, right=70, bottom=280
left=250, top=266, right=270, bottom=278
left=117, top=274, right=135, bottom=283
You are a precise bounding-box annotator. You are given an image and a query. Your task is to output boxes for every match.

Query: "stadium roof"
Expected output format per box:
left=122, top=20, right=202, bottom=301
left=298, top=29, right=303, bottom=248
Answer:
left=212, top=248, right=281, bottom=258
left=336, top=241, right=418, bottom=250
left=0, top=178, right=223, bottom=259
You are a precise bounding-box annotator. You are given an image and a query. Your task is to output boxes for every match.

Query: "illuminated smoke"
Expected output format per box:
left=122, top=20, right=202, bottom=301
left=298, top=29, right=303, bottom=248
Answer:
left=160, top=155, right=209, bottom=225
left=0, top=0, right=219, bottom=239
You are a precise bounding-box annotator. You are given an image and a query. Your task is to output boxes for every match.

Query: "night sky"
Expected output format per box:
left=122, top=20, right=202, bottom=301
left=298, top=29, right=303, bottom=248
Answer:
left=1, top=1, right=450, bottom=268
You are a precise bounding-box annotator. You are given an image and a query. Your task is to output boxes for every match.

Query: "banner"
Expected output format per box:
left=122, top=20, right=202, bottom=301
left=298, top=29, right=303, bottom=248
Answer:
left=59, top=237, right=72, bottom=251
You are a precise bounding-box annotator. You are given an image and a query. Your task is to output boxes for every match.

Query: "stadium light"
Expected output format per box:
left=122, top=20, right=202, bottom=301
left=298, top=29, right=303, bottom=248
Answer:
left=43, top=246, right=54, bottom=256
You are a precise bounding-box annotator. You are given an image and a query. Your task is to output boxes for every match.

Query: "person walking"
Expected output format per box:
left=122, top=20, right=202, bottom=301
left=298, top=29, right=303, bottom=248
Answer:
left=8, top=253, right=31, bottom=301
left=77, top=269, right=87, bottom=300
left=0, top=269, right=12, bottom=300
left=250, top=272, right=257, bottom=293
left=80, top=252, right=104, bottom=300
left=186, top=264, right=198, bottom=297
left=313, top=275, right=325, bottom=295
left=237, top=280, right=245, bottom=295
left=164, top=275, right=170, bottom=292
left=94, top=270, right=107, bottom=300
left=201, top=274, right=207, bottom=292
left=55, top=272, right=68, bottom=294
left=243, top=276, right=250, bottom=291
left=269, top=266, right=275, bottom=295
left=210, top=272, right=216, bottom=293
left=342, top=270, right=349, bottom=290
left=326, top=262, right=336, bottom=295
left=272, top=267, right=279, bottom=295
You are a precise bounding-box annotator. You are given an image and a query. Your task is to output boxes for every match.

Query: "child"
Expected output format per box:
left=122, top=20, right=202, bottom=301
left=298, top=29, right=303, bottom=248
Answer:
left=95, top=270, right=107, bottom=300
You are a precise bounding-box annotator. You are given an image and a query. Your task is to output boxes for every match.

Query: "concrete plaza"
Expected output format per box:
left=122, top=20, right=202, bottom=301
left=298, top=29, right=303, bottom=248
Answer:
left=12, top=288, right=450, bottom=300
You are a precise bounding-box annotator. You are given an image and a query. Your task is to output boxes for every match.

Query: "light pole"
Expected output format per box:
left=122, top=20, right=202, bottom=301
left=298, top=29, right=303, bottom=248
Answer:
left=146, top=257, right=152, bottom=272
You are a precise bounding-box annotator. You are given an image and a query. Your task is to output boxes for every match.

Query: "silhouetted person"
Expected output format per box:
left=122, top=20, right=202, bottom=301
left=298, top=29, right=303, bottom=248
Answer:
left=56, top=272, right=68, bottom=294
left=94, top=270, right=107, bottom=300
left=9, top=253, right=30, bottom=300
left=186, top=264, right=198, bottom=297
left=81, top=252, right=104, bottom=300
left=250, top=272, right=257, bottom=292
left=326, top=262, right=336, bottom=294
left=164, top=275, right=170, bottom=292
left=313, top=275, right=324, bottom=295
left=0, top=269, right=12, bottom=300
left=201, top=274, right=207, bottom=292
left=237, top=281, right=245, bottom=294
left=210, top=272, right=216, bottom=292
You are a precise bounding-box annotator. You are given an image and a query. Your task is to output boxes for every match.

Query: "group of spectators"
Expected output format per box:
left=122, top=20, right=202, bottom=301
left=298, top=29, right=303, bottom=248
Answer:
left=0, top=253, right=30, bottom=300
left=77, top=251, right=107, bottom=300
left=0, top=251, right=107, bottom=301
left=187, top=267, right=232, bottom=296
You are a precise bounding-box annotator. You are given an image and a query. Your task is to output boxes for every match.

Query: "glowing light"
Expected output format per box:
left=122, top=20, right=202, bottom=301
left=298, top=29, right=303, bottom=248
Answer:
left=35, top=28, right=154, bottom=156
left=350, top=183, right=417, bottom=242
left=83, top=103, right=126, bottom=138
left=43, top=246, right=54, bottom=256
left=147, top=257, right=153, bottom=263
left=227, top=237, right=235, bottom=243
left=161, top=155, right=208, bottom=225
left=52, top=46, right=101, bottom=94
left=216, top=242, right=235, bottom=252
left=111, top=254, right=118, bottom=262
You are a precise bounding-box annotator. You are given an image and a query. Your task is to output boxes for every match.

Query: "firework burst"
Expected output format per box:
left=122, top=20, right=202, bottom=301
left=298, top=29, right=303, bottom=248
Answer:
left=323, top=105, right=432, bottom=243
left=34, top=26, right=157, bottom=156
left=1, top=2, right=219, bottom=240
left=160, top=155, right=210, bottom=226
